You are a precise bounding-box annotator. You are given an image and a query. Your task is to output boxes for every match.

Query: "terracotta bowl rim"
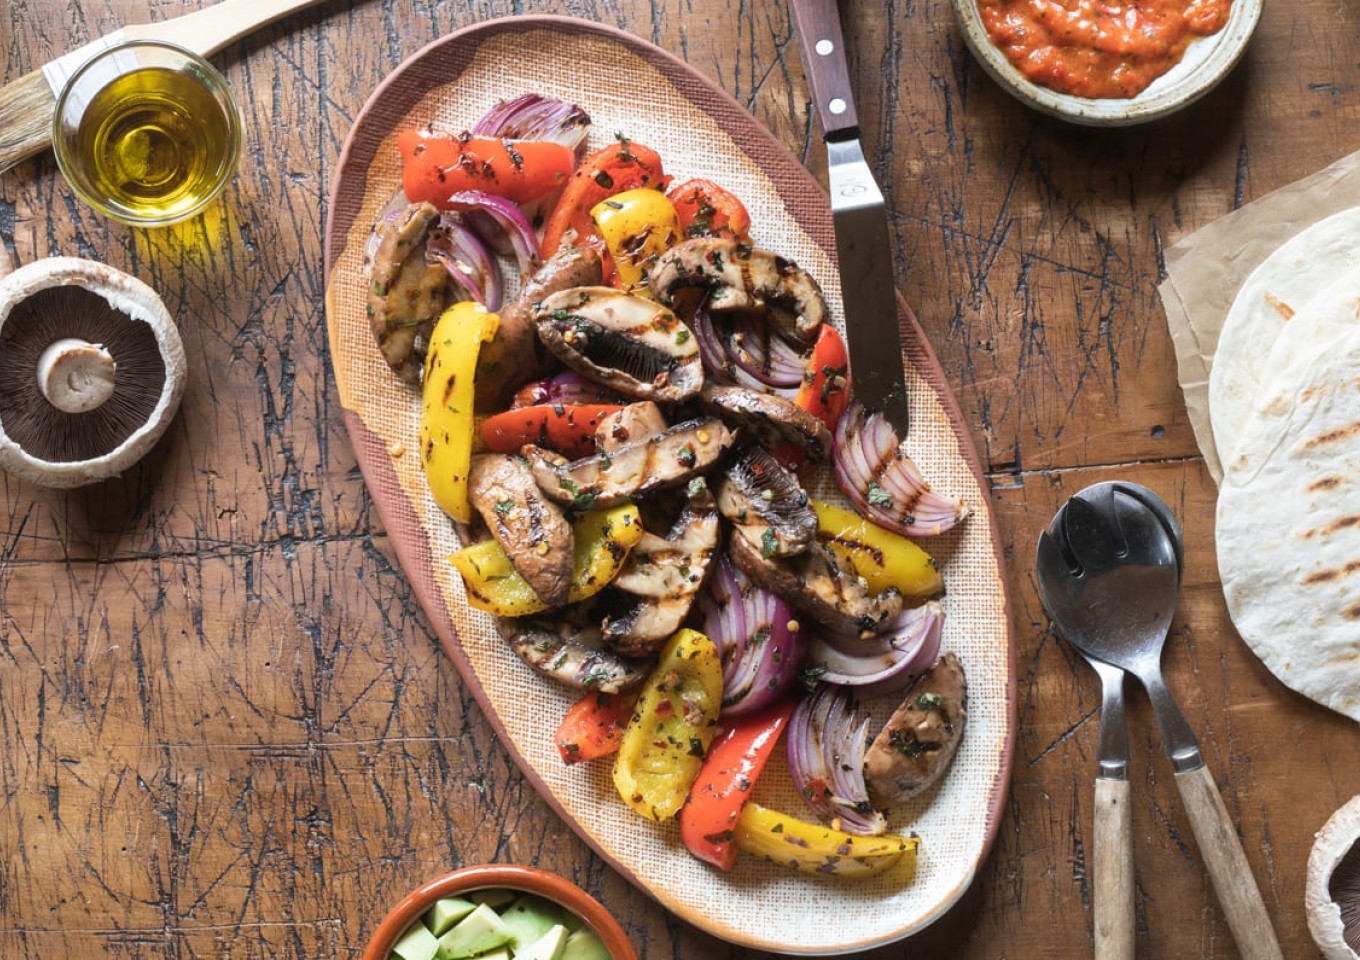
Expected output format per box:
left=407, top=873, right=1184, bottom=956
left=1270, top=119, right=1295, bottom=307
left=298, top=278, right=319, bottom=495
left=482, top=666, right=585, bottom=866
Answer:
left=362, top=863, right=638, bottom=960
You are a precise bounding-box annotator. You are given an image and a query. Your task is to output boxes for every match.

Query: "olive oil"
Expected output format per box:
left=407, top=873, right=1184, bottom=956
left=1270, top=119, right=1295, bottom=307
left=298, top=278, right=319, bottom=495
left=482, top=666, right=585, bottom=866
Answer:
left=72, top=66, right=236, bottom=222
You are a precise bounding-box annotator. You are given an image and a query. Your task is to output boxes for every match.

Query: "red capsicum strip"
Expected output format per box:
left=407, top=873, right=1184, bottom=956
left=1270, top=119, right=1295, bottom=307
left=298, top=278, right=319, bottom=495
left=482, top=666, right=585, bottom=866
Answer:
left=541, top=139, right=669, bottom=264
left=679, top=700, right=795, bottom=870
left=397, top=129, right=575, bottom=207
left=665, top=177, right=752, bottom=241
left=555, top=689, right=637, bottom=765
left=479, top=403, right=623, bottom=459
left=777, top=325, right=852, bottom=472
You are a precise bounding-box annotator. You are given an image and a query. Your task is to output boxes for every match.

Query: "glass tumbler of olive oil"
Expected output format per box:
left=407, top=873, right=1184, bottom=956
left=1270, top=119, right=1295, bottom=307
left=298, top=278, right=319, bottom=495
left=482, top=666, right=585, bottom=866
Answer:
left=52, top=40, right=241, bottom=227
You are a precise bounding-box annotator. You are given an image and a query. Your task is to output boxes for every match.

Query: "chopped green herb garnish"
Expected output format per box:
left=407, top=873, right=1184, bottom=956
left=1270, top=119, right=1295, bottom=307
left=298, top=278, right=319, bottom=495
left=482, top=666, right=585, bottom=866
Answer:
left=867, top=482, right=894, bottom=509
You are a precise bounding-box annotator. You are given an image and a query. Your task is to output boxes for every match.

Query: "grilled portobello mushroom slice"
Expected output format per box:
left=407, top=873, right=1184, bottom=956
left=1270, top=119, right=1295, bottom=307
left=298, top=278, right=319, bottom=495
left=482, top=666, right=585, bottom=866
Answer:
left=534, top=287, right=703, bottom=401
left=364, top=201, right=450, bottom=383
left=527, top=416, right=735, bottom=509
left=603, top=479, right=720, bottom=657
left=730, top=532, right=903, bottom=638
left=864, top=652, right=967, bottom=805
left=717, top=443, right=816, bottom=558
left=648, top=237, right=826, bottom=344
left=702, top=384, right=832, bottom=465
left=497, top=618, right=648, bottom=693
left=467, top=453, right=574, bottom=608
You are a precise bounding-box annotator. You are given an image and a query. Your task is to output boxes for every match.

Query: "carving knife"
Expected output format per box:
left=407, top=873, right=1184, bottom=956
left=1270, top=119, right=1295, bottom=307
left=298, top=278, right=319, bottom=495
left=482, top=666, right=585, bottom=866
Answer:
left=789, top=0, right=910, bottom=435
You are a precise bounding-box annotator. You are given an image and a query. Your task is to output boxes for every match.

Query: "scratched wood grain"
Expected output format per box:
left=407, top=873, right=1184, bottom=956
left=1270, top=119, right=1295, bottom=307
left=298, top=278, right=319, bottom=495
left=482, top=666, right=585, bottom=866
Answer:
left=3, top=0, right=1360, bottom=956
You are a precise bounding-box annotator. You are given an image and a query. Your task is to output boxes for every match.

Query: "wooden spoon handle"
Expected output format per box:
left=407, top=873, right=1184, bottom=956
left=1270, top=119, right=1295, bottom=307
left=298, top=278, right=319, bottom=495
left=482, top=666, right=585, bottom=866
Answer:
left=1093, top=777, right=1135, bottom=960
left=121, top=0, right=328, bottom=59
left=787, top=0, right=859, bottom=138
left=1173, top=765, right=1283, bottom=960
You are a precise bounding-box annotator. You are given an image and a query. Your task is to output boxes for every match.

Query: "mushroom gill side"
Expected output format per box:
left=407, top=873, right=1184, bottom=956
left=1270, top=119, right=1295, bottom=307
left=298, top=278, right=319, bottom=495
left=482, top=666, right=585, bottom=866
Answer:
left=0, top=257, right=185, bottom=487
left=1308, top=794, right=1360, bottom=960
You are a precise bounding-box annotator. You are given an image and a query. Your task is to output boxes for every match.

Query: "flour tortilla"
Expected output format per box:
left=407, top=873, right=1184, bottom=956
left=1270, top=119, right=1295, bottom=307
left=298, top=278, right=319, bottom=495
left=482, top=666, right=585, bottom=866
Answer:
left=1209, top=206, right=1360, bottom=464
left=1217, top=325, right=1360, bottom=721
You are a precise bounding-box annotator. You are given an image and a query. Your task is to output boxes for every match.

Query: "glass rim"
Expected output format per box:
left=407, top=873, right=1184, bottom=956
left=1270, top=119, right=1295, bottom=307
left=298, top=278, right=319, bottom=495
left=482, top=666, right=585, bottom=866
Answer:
left=51, top=38, right=243, bottom=227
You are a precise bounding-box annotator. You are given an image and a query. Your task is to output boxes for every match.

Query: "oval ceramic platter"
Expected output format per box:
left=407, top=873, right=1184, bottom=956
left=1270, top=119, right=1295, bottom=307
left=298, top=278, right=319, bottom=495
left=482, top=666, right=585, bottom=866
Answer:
left=324, top=16, right=1014, bottom=954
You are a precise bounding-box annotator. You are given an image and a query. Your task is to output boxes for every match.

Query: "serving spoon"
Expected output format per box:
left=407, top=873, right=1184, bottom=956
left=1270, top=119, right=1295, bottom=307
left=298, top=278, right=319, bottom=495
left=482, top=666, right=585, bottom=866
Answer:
left=1036, top=481, right=1282, bottom=960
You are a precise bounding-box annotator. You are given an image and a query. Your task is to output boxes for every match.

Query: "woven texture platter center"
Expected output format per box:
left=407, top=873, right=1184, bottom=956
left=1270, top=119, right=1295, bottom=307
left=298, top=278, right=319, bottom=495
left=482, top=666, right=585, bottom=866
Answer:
left=323, top=16, right=1015, bottom=954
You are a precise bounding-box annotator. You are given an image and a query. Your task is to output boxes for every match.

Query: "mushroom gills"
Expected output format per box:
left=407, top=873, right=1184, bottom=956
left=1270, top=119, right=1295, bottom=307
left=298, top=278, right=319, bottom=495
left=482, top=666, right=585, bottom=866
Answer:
left=1330, top=840, right=1360, bottom=954
left=533, top=286, right=702, bottom=401
left=648, top=237, right=827, bottom=344
left=527, top=416, right=736, bottom=509
left=717, top=443, right=816, bottom=558
left=0, top=283, right=168, bottom=464
left=603, top=478, right=720, bottom=656
left=497, top=617, right=648, bottom=693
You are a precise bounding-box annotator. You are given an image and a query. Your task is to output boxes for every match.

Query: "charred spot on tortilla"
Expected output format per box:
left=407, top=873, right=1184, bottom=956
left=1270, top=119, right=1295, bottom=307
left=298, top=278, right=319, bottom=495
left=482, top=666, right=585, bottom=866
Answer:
left=1304, top=420, right=1360, bottom=449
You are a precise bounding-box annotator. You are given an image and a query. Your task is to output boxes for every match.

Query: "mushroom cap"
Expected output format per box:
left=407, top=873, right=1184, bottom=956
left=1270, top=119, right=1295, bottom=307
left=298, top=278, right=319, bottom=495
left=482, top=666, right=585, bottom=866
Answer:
left=0, top=257, right=186, bottom=488
left=1308, top=794, right=1360, bottom=960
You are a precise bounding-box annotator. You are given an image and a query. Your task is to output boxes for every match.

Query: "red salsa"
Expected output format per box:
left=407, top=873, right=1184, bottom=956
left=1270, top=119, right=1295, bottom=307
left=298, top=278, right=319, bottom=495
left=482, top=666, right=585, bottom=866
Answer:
left=979, top=0, right=1232, bottom=99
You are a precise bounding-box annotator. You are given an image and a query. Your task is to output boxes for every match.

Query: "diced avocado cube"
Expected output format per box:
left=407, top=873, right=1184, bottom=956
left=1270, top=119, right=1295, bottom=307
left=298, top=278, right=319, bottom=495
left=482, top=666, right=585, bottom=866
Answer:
left=472, top=951, right=511, bottom=960
left=390, top=918, right=439, bottom=960
left=470, top=888, right=517, bottom=909
left=434, top=903, right=512, bottom=960
left=425, top=897, right=478, bottom=937
left=561, top=928, right=611, bottom=960
left=501, top=895, right=568, bottom=949
left=515, top=924, right=569, bottom=960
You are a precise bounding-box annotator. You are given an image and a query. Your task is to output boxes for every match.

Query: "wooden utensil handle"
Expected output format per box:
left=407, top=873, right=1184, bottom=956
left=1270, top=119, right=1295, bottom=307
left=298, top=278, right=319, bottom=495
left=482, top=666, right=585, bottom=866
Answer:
left=122, top=0, right=327, bottom=59
left=1093, top=778, right=1135, bottom=960
left=787, top=0, right=859, bottom=138
left=1174, top=765, right=1283, bottom=960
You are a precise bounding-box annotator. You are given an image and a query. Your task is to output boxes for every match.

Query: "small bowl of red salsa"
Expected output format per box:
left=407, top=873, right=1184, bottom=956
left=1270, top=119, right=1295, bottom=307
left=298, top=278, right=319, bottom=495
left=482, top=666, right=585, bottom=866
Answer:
left=952, top=0, right=1263, bottom=125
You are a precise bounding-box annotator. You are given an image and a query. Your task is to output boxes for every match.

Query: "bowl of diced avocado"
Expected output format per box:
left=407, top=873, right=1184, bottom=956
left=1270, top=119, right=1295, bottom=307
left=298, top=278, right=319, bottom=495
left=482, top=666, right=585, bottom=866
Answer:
left=362, top=864, right=637, bottom=960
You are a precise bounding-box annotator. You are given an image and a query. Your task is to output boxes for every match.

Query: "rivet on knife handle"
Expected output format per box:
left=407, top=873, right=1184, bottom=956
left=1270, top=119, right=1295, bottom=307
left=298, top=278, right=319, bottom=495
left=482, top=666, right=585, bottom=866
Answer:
left=787, top=0, right=859, bottom=139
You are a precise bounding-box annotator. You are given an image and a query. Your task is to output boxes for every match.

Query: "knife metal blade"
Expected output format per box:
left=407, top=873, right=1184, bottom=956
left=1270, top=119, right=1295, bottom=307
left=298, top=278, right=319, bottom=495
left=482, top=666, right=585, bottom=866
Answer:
left=826, top=137, right=909, bottom=434
left=789, top=0, right=910, bottom=436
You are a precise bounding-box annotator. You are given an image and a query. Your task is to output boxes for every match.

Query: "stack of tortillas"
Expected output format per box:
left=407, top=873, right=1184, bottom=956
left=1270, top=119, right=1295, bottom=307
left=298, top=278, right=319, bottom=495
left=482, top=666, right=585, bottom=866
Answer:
left=1211, top=207, right=1360, bottom=722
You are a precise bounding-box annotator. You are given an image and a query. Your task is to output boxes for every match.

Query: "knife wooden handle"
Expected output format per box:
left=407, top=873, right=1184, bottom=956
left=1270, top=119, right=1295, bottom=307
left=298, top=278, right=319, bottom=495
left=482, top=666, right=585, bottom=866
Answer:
left=787, top=0, right=860, bottom=138
left=1093, top=777, right=1135, bottom=960
left=1173, top=765, right=1283, bottom=960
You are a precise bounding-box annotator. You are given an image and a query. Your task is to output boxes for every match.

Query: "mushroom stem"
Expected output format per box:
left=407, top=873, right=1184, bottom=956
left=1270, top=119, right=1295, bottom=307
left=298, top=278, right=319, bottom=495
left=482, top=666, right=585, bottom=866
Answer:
left=36, top=338, right=118, bottom=413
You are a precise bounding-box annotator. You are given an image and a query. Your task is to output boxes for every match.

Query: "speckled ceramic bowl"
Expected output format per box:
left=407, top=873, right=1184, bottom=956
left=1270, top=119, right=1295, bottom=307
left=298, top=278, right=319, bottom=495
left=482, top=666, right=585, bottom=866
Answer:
left=362, top=864, right=637, bottom=960
left=951, top=0, right=1264, bottom=125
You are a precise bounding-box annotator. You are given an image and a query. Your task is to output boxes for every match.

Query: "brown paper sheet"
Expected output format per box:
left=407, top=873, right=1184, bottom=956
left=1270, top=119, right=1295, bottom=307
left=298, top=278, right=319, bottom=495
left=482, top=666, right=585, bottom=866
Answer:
left=1159, top=148, right=1360, bottom=482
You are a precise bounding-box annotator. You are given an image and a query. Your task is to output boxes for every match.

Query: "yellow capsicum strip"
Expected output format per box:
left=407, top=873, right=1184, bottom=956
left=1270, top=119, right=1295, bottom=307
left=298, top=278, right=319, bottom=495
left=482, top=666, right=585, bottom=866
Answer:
left=420, top=302, right=500, bottom=524
left=591, top=187, right=681, bottom=293
left=613, top=628, right=722, bottom=822
left=813, top=499, right=943, bottom=600
left=450, top=504, right=643, bottom=617
left=734, top=802, right=921, bottom=878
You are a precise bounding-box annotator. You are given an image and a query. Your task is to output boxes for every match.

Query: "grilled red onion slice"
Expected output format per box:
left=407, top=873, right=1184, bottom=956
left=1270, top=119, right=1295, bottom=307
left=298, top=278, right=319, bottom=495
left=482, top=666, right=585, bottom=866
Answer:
left=787, top=684, right=886, bottom=836
left=510, top=371, right=626, bottom=409
left=833, top=400, right=967, bottom=537
left=725, top=311, right=805, bottom=388
left=692, top=305, right=768, bottom=390
left=811, top=602, right=943, bottom=699
left=699, top=555, right=807, bottom=716
left=442, top=190, right=542, bottom=278
left=471, top=93, right=592, bottom=160
left=428, top=214, right=502, bottom=309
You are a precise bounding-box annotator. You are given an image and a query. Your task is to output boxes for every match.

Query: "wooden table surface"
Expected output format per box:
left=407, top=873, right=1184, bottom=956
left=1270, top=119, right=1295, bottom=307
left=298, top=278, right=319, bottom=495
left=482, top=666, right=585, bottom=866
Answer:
left=3, top=1, right=1358, bottom=957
